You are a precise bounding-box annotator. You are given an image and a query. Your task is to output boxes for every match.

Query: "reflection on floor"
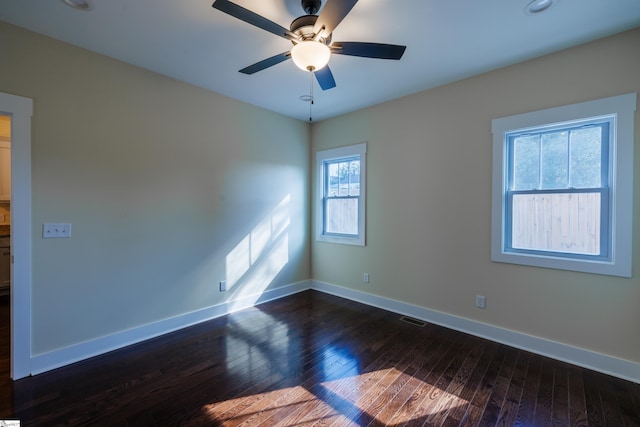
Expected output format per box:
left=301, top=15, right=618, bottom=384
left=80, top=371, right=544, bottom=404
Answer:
left=0, top=291, right=638, bottom=426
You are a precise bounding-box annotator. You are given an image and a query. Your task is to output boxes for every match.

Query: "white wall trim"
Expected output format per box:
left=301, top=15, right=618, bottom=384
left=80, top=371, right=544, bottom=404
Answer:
left=30, top=281, right=310, bottom=375
left=28, top=279, right=640, bottom=384
left=310, top=280, right=640, bottom=384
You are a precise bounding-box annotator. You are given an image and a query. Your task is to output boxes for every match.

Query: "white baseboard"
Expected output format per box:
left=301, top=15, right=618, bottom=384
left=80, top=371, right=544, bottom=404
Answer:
left=29, top=281, right=310, bottom=376
left=310, top=280, right=640, bottom=384
left=29, top=279, right=640, bottom=384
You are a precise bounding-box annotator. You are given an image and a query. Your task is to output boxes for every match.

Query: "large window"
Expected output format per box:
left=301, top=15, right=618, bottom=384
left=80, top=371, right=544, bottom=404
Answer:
left=507, top=120, right=609, bottom=257
left=491, top=93, right=636, bottom=277
left=316, top=143, right=366, bottom=246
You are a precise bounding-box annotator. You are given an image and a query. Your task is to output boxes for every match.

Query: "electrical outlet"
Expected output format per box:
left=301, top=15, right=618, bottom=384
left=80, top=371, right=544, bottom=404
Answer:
left=219, top=280, right=227, bottom=292
left=475, top=295, right=486, bottom=309
left=43, top=223, right=72, bottom=238
left=363, top=273, right=369, bottom=283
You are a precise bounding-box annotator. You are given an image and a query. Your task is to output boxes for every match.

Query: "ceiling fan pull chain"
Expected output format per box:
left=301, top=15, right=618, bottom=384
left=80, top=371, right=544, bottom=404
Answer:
left=309, top=68, right=314, bottom=122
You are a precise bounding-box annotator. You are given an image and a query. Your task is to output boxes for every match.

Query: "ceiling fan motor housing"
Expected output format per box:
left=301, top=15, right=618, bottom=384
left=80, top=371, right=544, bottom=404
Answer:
left=290, top=14, right=331, bottom=44
left=301, top=0, right=321, bottom=15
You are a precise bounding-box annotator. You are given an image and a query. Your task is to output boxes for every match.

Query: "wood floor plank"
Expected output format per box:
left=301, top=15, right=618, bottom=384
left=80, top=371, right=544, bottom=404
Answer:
left=367, top=332, right=451, bottom=426
left=440, top=342, right=499, bottom=427
left=583, top=370, right=607, bottom=427
left=0, top=292, right=638, bottom=426
left=514, top=353, right=543, bottom=426
left=348, top=339, right=431, bottom=425
left=597, top=372, right=626, bottom=427
left=424, top=337, right=488, bottom=426
left=552, top=361, right=570, bottom=426
left=532, top=357, right=555, bottom=426
left=381, top=330, right=461, bottom=426
left=476, top=346, right=519, bottom=426
left=309, top=330, right=424, bottom=426
left=400, top=334, right=476, bottom=426
left=617, top=380, right=640, bottom=426
left=567, top=364, right=589, bottom=427
left=459, top=344, right=509, bottom=426
left=495, top=350, right=530, bottom=427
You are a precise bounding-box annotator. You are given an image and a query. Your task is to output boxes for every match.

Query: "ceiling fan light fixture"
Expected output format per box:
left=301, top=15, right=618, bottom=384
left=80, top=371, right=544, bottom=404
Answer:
left=291, top=41, right=331, bottom=72
left=59, top=0, right=93, bottom=11
left=525, top=0, right=558, bottom=15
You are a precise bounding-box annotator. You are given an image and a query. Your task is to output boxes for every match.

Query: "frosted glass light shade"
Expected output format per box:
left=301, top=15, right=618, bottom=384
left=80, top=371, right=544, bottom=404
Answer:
left=291, top=41, right=331, bottom=71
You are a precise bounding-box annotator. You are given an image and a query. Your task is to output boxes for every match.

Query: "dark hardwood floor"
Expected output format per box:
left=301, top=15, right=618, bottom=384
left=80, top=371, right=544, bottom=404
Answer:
left=0, top=291, right=638, bottom=426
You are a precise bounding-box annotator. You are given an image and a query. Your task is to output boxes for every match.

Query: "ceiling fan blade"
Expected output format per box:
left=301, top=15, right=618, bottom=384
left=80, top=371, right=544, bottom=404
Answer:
left=313, top=0, right=359, bottom=38
left=212, top=0, right=293, bottom=40
left=315, top=66, right=336, bottom=90
left=239, top=52, right=291, bottom=74
left=331, top=42, right=406, bottom=60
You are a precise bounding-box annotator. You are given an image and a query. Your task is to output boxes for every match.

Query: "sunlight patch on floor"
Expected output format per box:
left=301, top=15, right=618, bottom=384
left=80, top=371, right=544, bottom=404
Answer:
left=203, top=386, right=321, bottom=425
left=202, top=364, right=468, bottom=426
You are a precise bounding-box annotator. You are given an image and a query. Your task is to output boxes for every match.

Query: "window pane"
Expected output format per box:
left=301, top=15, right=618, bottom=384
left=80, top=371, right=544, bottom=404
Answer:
left=513, top=135, right=540, bottom=190
left=338, top=161, right=349, bottom=196
left=570, top=127, right=602, bottom=188
left=327, top=162, right=339, bottom=196
left=349, top=160, right=360, bottom=196
left=540, top=131, right=568, bottom=189
left=326, top=198, right=358, bottom=235
left=511, top=192, right=601, bottom=255
left=333, top=159, right=360, bottom=197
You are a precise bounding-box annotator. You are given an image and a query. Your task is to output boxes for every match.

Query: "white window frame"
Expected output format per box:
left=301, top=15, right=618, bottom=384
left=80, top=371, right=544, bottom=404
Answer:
left=491, top=93, right=636, bottom=277
left=315, top=143, right=367, bottom=246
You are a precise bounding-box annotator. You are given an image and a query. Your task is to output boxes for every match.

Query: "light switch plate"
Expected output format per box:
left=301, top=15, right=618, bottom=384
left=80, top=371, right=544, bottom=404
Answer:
left=43, top=223, right=72, bottom=238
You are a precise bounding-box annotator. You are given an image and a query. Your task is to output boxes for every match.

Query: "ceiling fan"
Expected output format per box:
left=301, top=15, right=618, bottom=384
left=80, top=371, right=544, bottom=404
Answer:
left=212, top=0, right=407, bottom=90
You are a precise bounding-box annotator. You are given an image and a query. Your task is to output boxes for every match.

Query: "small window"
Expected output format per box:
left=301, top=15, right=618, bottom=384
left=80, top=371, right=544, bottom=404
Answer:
left=316, top=143, right=366, bottom=246
left=492, top=93, right=636, bottom=277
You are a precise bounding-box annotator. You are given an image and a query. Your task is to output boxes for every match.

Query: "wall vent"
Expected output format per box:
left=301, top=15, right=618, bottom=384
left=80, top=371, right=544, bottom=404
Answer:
left=399, top=316, right=426, bottom=327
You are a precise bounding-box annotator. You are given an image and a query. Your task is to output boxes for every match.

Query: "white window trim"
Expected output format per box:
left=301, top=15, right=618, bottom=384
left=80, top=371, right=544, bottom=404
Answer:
left=491, top=93, right=636, bottom=277
left=315, top=143, right=367, bottom=246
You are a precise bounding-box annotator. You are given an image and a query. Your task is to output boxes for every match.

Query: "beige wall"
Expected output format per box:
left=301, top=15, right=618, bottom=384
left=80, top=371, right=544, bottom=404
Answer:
left=0, top=22, right=311, bottom=355
left=311, top=28, right=640, bottom=364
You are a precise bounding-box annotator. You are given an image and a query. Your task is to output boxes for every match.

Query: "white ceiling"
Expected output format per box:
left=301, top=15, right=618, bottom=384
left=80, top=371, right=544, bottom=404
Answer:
left=1, top=0, right=639, bottom=122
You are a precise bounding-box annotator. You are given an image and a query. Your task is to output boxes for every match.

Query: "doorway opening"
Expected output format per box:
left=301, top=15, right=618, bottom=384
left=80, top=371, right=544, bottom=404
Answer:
left=0, top=115, right=11, bottom=297
left=0, top=114, right=9, bottom=387
left=0, top=92, right=33, bottom=380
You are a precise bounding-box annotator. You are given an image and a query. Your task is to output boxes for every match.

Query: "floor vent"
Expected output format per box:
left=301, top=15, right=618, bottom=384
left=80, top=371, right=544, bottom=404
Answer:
left=399, top=316, right=426, bottom=327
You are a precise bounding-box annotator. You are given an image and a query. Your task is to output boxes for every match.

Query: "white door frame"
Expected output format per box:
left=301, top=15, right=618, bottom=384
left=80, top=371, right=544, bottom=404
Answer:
left=0, top=92, right=32, bottom=379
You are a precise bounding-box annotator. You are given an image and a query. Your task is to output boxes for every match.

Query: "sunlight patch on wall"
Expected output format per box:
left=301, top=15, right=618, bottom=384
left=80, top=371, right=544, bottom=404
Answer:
left=226, top=195, right=290, bottom=309
left=226, top=234, right=250, bottom=287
